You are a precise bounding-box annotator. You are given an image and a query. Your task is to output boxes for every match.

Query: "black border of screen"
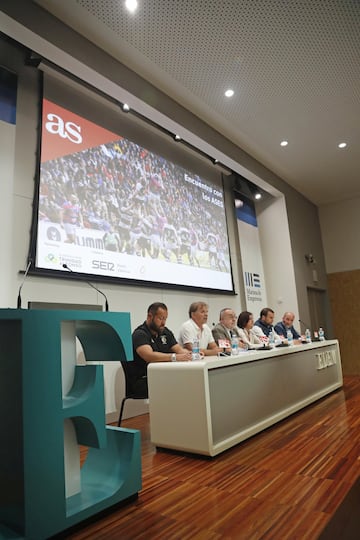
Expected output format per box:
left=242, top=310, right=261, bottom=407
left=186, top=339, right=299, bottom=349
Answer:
left=27, top=72, right=235, bottom=295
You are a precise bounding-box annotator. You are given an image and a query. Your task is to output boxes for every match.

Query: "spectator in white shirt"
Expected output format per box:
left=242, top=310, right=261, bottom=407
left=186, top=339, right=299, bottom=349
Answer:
left=178, top=302, right=222, bottom=356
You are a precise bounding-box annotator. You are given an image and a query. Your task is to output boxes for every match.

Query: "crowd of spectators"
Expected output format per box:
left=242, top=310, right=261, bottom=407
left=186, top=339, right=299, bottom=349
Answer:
left=39, top=137, right=230, bottom=272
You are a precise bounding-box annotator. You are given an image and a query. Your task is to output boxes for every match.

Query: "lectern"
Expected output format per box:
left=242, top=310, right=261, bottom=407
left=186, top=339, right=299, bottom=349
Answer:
left=0, top=309, right=141, bottom=539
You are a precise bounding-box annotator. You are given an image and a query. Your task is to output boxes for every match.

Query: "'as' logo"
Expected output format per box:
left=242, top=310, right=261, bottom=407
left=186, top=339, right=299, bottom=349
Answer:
left=45, top=113, right=83, bottom=144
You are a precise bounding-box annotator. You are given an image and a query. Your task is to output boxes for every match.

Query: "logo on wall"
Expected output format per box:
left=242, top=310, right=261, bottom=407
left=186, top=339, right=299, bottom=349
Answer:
left=245, top=272, right=261, bottom=288
left=244, top=271, right=263, bottom=304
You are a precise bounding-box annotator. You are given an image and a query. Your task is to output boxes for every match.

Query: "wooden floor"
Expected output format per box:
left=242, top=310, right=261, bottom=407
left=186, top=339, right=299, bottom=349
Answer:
left=65, top=376, right=360, bottom=539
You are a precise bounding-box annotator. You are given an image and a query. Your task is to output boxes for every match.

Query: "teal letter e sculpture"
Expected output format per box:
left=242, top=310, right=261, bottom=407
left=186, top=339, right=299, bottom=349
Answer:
left=0, top=309, right=141, bottom=539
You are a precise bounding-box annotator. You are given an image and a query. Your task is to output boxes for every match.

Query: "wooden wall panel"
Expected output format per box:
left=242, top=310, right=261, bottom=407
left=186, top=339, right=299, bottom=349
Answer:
left=327, top=269, right=360, bottom=374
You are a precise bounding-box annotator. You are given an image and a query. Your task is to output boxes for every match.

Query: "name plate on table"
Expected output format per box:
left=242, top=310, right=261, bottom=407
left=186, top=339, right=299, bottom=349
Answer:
left=316, top=349, right=336, bottom=370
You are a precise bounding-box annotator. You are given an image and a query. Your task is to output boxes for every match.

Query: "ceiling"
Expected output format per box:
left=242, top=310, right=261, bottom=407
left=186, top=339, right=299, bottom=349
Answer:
left=34, top=0, right=360, bottom=206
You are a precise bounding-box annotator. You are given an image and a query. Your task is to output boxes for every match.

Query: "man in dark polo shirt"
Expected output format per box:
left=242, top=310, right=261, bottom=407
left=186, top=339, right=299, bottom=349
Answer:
left=129, top=302, right=192, bottom=396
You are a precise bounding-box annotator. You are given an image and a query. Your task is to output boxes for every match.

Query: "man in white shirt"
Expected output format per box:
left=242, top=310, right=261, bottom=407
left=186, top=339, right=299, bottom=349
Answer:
left=179, top=302, right=222, bottom=356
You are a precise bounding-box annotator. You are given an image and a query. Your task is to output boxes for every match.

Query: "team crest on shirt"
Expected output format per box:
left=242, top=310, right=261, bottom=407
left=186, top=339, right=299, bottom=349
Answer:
left=160, top=335, right=167, bottom=344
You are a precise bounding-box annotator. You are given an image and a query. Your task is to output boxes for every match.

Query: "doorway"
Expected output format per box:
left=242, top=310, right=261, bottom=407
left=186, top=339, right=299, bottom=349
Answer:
left=307, top=287, right=327, bottom=334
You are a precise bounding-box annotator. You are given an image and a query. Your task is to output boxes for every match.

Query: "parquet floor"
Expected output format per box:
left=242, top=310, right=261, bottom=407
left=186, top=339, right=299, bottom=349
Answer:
left=64, top=376, right=360, bottom=539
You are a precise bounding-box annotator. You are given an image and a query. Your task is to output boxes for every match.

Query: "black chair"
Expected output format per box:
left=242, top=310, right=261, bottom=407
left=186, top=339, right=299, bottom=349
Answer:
left=117, top=361, right=148, bottom=426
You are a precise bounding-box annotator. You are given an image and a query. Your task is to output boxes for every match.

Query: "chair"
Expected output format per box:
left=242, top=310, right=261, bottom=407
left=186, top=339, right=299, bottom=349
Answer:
left=117, top=361, right=148, bottom=426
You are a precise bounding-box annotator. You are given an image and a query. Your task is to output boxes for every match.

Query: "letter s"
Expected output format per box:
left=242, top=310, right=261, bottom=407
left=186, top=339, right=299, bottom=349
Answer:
left=65, top=121, right=82, bottom=144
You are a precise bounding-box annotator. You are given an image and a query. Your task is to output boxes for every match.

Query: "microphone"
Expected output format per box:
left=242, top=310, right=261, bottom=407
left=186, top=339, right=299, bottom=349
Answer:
left=298, top=319, right=310, bottom=331
left=62, top=263, right=109, bottom=311
left=17, top=259, right=32, bottom=309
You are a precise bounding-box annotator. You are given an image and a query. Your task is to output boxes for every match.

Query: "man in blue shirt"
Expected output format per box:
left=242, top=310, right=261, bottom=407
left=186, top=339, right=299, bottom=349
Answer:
left=274, top=312, right=301, bottom=340
left=254, top=307, right=279, bottom=338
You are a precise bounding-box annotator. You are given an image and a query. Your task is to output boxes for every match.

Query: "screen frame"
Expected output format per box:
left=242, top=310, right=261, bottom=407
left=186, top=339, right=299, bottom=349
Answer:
left=27, top=72, right=235, bottom=295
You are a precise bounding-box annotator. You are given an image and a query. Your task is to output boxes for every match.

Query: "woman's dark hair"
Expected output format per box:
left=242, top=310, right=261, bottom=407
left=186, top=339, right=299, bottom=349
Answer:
left=237, top=311, right=253, bottom=329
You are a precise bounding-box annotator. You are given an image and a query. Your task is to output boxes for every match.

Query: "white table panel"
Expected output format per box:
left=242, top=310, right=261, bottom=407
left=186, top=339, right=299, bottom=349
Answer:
left=148, top=341, right=342, bottom=456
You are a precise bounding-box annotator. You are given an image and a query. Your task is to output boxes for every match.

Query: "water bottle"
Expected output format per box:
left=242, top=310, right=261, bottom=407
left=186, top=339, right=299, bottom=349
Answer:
left=286, top=329, right=293, bottom=346
left=305, top=329, right=312, bottom=343
left=319, top=327, right=325, bottom=341
left=192, top=335, right=200, bottom=361
left=268, top=330, right=275, bottom=347
left=231, top=336, right=239, bottom=356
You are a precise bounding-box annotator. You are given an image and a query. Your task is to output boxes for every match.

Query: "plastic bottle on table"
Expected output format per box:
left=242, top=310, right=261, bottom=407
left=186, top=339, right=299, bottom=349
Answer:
left=305, top=329, right=312, bottom=343
left=268, top=330, right=275, bottom=347
left=192, top=335, right=201, bottom=361
left=286, top=329, right=293, bottom=346
left=231, top=336, right=239, bottom=356
left=319, top=327, right=325, bottom=341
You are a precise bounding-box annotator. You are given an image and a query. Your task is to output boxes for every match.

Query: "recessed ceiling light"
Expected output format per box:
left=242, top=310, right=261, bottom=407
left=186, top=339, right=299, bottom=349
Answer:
left=122, top=103, right=130, bottom=112
left=254, top=192, right=262, bottom=200
left=125, top=0, right=138, bottom=13
left=224, top=89, right=234, bottom=98
left=280, top=141, right=288, bottom=147
left=174, top=134, right=181, bottom=141
left=338, top=142, right=347, bottom=148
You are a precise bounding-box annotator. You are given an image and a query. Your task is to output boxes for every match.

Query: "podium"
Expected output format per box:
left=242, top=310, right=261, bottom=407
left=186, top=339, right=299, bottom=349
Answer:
left=0, top=309, right=141, bottom=539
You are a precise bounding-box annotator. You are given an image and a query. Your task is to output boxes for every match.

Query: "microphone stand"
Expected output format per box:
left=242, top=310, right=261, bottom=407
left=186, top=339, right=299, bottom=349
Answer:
left=298, top=319, right=310, bottom=332
left=62, top=264, right=109, bottom=311
left=17, top=259, right=32, bottom=309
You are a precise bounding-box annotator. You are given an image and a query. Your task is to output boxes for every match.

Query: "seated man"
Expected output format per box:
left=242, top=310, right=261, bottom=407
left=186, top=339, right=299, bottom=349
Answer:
left=274, top=311, right=301, bottom=341
left=212, top=308, right=245, bottom=351
left=178, top=301, right=222, bottom=356
left=254, top=307, right=281, bottom=340
left=129, top=302, right=192, bottom=397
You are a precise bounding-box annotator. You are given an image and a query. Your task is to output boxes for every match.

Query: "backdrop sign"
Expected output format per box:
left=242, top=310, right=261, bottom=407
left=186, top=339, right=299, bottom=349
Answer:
left=234, top=192, right=267, bottom=311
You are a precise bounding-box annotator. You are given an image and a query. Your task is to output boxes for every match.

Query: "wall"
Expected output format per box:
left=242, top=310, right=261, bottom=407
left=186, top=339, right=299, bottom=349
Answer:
left=0, top=86, right=16, bottom=307
left=0, top=3, right=334, bottom=411
left=319, top=197, right=360, bottom=274
left=319, top=198, right=360, bottom=374
left=257, top=195, right=299, bottom=323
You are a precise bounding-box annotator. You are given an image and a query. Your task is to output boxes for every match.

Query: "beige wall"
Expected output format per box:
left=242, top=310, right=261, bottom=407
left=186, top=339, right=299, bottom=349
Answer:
left=319, top=197, right=360, bottom=274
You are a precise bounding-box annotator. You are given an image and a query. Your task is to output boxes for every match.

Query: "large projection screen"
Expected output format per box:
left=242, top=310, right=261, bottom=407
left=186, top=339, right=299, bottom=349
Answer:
left=32, top=74, right=233, bottom=292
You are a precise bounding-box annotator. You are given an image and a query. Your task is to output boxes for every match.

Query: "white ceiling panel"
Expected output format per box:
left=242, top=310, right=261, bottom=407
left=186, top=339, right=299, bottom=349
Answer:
left=34, top=0, right=360, bottom=205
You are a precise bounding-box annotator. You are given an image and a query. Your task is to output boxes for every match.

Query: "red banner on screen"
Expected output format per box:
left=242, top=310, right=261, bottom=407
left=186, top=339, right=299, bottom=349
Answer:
left=41, top=99, right=120, bottom=162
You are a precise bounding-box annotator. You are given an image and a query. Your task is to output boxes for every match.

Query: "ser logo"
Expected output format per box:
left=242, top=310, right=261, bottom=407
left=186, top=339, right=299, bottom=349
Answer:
left=92, top=260, right=115, bottom=271
left=45, top=113, right=82, bottom=144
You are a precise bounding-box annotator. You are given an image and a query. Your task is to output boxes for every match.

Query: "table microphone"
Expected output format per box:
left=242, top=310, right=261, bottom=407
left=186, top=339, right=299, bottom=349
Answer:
left=62, top=263, right=109, bottom=312
left=298, top=319, right=311, bottom=331
left=17, top=259, right=32, bottom=309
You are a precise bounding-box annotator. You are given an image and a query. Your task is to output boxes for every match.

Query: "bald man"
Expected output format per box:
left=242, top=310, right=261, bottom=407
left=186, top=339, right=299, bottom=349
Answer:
left=274, top=312, right=301, bottom=340
left=212, top=308, right=245, bottom=351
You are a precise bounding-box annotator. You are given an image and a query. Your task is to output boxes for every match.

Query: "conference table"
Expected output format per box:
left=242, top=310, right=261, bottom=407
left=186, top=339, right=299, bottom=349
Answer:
left=148, top=340, right=342, bottom=457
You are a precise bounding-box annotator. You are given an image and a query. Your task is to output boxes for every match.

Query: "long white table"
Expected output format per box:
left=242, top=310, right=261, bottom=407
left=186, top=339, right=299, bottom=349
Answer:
left=148, top=340, right=342, bottom=456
